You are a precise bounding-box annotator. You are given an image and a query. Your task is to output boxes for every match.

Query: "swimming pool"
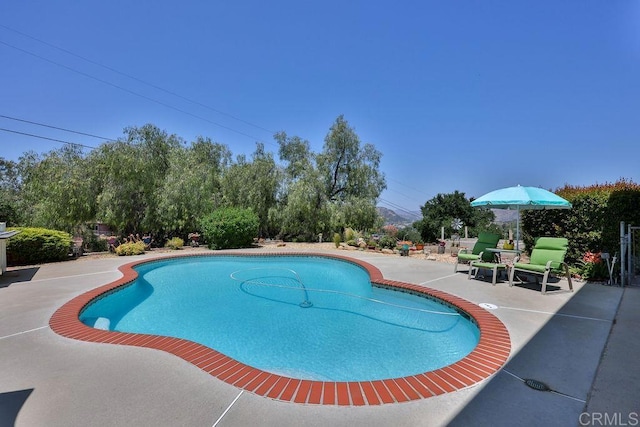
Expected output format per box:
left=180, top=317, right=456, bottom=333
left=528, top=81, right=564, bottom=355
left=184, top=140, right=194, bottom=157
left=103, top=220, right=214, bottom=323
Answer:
left=50, top=253, right=511, bottom=405
left=79, top=255, right=479, bottom=381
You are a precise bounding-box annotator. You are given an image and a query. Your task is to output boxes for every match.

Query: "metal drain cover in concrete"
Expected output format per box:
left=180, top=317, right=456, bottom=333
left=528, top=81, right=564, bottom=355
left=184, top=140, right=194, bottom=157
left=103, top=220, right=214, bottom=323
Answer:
left=524, top=379, right=551, bottom=392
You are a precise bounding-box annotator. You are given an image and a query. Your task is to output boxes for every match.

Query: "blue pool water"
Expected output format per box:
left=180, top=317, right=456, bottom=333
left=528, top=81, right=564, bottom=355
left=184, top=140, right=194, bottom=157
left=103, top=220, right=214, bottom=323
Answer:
left=81, top=256, right=480, bottom=381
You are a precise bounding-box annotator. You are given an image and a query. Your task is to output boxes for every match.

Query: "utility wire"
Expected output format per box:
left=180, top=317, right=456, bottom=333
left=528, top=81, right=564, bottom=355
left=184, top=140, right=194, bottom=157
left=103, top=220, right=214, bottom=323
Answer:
left=0, top=29, right=424, bottom=213
left=379, top=196, right=420, bottom=214
left=0, top=24, right=276, bottom=136
left=0, top=40, right=268, bottom=144
left=0, top=114, right=114, bottom=140
left=378, top=197, right=421, bottom=218
left=385, top=184, right=426, bottom=204
left=388, top=177, right=432, bottom=198
left=0, top=128, right=96, bottom=150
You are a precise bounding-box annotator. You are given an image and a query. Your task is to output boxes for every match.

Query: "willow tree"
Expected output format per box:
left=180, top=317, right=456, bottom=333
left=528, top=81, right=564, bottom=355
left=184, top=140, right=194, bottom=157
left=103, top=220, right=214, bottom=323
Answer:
left=156, top=136, right=231, bottom=236
left=221, top=143, right=281, bottom=238
left=0, top=158, right=23, bottom=226
left=317, top=116, right=385, bottom=203
left=274, top=116, right=386, bottom=239
left=316, top=115, right=386, bottom=232
left=93, top=124, right=182, bottom=234
left=18, top=144, right=97, bottom=232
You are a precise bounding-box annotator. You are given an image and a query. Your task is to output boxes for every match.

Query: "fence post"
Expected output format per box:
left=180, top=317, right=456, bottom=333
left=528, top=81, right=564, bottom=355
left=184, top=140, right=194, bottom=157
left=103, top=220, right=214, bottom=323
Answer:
left=620, top=221, right=627, bottom=287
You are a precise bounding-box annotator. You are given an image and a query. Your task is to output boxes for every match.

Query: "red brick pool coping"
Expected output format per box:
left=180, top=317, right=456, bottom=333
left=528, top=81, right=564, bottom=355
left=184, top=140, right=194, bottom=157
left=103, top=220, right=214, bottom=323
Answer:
left=49, top=252, right=511, bottom=406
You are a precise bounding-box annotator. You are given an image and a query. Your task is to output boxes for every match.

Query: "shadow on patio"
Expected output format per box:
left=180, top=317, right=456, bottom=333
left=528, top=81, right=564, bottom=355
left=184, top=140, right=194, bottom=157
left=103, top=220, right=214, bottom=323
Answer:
left=448, top=282, right=622, bottom=427
left=0, top=267, right=40, bottom=288
left=0, top=388, right=33, bottom=427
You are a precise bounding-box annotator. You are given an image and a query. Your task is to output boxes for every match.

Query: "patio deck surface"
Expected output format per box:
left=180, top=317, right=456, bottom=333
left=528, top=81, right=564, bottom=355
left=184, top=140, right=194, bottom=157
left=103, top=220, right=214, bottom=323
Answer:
left=1, top=246, right=637, bottom=426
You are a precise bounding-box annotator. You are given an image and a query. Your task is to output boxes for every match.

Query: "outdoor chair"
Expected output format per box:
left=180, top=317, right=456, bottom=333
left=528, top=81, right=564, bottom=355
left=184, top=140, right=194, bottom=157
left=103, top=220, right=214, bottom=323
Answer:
left=142, top=234, right=152, bottom=250
left=468, top=255, right=508, bottom=285
left=508, top=237, right=573, bottom=294
left=71, top=237, right=84, bottom=258
left=454, top=232, right=501, bottom=273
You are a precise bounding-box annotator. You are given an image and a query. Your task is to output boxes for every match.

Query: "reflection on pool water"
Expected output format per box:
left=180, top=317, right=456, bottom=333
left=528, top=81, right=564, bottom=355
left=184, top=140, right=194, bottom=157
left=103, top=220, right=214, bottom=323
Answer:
left=80, top=255, right=480, bottom=381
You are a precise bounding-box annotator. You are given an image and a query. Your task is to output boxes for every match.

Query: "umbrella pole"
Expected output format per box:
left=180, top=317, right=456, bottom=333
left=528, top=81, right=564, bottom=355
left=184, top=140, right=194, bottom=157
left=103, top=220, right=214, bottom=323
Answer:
left=516, top=206, right=520, bottom=251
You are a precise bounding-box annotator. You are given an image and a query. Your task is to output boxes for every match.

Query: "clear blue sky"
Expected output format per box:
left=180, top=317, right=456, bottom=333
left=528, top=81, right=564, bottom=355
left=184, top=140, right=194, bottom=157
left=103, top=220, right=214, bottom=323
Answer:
left=1, top=1, right=638, bottom=215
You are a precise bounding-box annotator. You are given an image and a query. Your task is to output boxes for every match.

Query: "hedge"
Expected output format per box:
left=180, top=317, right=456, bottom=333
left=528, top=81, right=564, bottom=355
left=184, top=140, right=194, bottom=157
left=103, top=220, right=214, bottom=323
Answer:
left=521, top=179, right=640, bottom=268
left=7, top=227, right=72, bottom=265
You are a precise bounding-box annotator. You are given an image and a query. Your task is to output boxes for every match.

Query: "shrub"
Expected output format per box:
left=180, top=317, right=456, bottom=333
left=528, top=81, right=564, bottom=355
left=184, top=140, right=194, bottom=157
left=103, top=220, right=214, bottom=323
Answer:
left=382, top=224, right=398, bottom=237
left=577, top=251, right=610, bottom=281
left=75, top=225, right=107, bottom=253
left=7, top=227, right=72, bottom=265
left=378, top=235, right=397, bottom=249
left=115, top=241, right=146, bottom=256
left=333, top=232, right=342, bottom=248
left=200, top=207, right=259, bottom=250
left=91, top=235, right=109, bottom=252
left=344, top=227, right=357, bottom=242
left=165, top=237, right=184, bottom=250
left=397, top=226, right=421, bottom=243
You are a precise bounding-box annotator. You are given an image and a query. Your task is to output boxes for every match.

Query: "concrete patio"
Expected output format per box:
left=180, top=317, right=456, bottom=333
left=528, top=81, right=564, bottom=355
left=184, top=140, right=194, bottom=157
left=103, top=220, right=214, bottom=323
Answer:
left=0, top=247, right=637, bottom=426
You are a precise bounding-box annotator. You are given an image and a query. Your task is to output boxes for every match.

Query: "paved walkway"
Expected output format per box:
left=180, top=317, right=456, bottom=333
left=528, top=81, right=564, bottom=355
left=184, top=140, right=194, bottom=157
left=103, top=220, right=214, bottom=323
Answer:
left=0, top=247, right=637, bottom=426
left=583, top=284, right=640, bottom=424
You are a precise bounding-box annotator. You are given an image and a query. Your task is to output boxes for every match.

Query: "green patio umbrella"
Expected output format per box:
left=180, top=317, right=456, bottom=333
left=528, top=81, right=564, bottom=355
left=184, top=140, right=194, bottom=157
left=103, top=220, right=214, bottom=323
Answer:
left=470, top=185, right=572, bottom=250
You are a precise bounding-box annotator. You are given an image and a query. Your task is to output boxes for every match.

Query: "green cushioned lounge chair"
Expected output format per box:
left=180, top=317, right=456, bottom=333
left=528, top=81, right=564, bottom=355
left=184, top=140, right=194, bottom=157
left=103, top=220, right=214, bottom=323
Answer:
left=454, top=232, right=501, bottom=273
left=508, top=237, right=573, bottom=294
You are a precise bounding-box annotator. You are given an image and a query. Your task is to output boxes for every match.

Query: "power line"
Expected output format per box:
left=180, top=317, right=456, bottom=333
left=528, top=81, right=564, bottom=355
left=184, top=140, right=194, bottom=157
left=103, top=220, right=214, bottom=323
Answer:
left=0, top=24, right=276, bottom=136
left=379, top=195, right=421, bottom=213
left=378, top=197, right=421, bottom=218
left=0, top=128, right=96, bottom=150
left=388, top=177, right=432, bottom=199
left=0, top=114, right=114, bottom=140
left=0, top=40, right=269, bottom=145
left=0, top=29, right=423, bottom=213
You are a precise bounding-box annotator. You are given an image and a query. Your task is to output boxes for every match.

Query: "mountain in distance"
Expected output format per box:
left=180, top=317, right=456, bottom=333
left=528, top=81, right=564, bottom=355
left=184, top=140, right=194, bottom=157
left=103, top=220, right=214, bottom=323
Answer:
left=377, top=207, right=517, bottom=227
left=377, top=207, right=421, bottom=226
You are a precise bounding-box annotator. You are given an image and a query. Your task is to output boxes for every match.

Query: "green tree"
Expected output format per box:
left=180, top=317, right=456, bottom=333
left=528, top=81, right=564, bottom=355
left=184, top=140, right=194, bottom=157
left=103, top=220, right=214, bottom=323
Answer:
left=19, top=145, right=96, bottom=232
left=331, top=196, right=382, bottom=234
left=316, top=115, right=386, bottom=203
left=275, top=116, right=386, bottom=239
left=221, top=143, right=281, bottom=237
left=417, top=191, right=495, bottom=243
left=156, top=137, right=231, bottom=236
left=275, top=177, right=331, bottom=241
left=93, top=124, right=182, bottom=234
left=0, top=158, right=22, bottom=225
left=274, top=132, right=313, bottom=182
